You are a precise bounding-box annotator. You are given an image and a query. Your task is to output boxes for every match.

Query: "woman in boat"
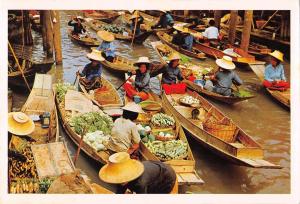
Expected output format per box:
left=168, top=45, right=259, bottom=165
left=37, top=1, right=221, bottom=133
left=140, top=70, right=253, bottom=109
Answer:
left=151, top=10, right=174, bottom=29
left=204, top=56, right=243, bottom=96
left=68, top=16, right=86, bottom=36
left=77, top=49, right=104, bottom=89
left=151, top=52, right=184, bottom=85
left=263, top=50, right=289, bottom=90
left=96, top=30, right=116, bottom=63
left=129, top=11, right=144, bottom=36
left=99, top=152, right=177, bottom=194
left=106, top=103, right=144, bottom=154
left=123, top=57, right=152, bottom=101
left=202, top=19, right=219, bottom=41
left=172, top=26, right=194, bottom=51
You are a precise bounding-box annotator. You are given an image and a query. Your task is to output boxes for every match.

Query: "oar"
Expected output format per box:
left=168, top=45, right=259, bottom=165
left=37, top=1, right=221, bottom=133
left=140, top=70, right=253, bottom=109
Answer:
left=131, top=11, right=138, bottom=46
left=116, top=74, right=134, bottom=90
left=73, top=127, right=87, bottom=166
left=73, top=70, right=80, bottom=85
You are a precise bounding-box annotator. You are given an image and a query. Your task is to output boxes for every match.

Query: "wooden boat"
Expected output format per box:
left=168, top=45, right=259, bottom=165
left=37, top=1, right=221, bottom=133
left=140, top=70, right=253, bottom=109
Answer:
left=248, top=62, right=290, bottom=109
left=8, top=89, right=13, bottom=112
left=156, top=31, right=207, bottom=60
left=78, top=76, right=123, bottom=108
left=99, top=54, right=136, bottom=74
left=83, top=10, right=120, bottom=23
left=67, top=29, right=100, bottom=47
left=161, top=90, right=282, bottom=169
left=85, top=19, right=153, bottom=44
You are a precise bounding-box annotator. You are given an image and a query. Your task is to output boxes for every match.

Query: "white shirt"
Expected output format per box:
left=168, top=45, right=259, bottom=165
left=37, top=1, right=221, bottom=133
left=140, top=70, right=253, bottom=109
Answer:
left=202, top=26, right=219, bottom=39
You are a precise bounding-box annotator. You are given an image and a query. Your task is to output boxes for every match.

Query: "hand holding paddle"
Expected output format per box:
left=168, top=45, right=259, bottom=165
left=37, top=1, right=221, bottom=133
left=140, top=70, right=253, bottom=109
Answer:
left=116, top=74, right=135, bottom=90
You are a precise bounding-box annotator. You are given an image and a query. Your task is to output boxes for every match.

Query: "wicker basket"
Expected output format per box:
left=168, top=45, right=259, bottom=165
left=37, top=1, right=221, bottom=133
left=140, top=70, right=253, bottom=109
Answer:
left=152, top=128, right=177, bottom=141
left=203, top=119, right=236, bottom=142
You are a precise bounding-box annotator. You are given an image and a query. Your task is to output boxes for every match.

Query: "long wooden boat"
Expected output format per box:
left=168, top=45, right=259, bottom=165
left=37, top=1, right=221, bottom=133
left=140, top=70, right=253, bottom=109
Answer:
left=78, top=76, right=123, bottom=108
left=99, top=54, right=136, bottom=74
left=156, top=31, right=207, bottom=60
left=161, top=90, right=282, bottom=169
left=248, top=62, right=290, bottom=109
left=85, top=19, right=152, bottom=44
left=67, top=29, right=100, bottom=47
left=83, top=10, right=120, bottom=23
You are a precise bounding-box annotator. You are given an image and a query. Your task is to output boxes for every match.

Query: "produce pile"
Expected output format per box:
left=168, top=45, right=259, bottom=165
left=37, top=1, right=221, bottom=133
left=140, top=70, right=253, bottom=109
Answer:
left=144, top=140, right=188, bottom=160
left=39, top=178, right=55, bottom=193
left=99, top=24, right=126, bottom=34
left=55, top=83, right=75, bottom=103
left=137, top=124, right=155, bottom=143
left=83, top=130, right=110, bottom=152
left=151, top=113, right=175, bottom=128
left=180, top=95, right=200, bottom=105
left=69, top=112, right=113, bottom=136
left=233, top=89, right=253, bottom=98
left=10, top=179, right=40, bottom=194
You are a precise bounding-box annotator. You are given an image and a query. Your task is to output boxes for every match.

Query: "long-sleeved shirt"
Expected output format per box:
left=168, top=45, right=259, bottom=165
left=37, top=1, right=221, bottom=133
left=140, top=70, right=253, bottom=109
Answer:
left=182, top=34, right=194, bottom=51
left=134, top=70, right=151, bottom=92
left=172, top=32, right=185, bottom=46
left=80, top=62, right=102, bottom=81
left=117, top=161, right=176, bottom=194
left=213, top=70, right=243, bottom=96
left=68, top=20, right=86, bottom=34
left=264, top=63, right=286, bottom=82
left=130, top=16, right=144, bottom=36
left=151, top=64, right=184, bottom=85
left=106, top=118, right=141, bottom=152
left=202, top=26, right=219, bottom=39
left=153, top=13, right=174, bottom=28
left=97, top=41, right=116, bottom=58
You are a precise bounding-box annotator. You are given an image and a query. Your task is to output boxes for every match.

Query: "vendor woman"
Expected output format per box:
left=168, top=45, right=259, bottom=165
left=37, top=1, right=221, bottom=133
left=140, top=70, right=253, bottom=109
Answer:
left=129, top=11, right=144, bottom=36
left=99, top=152, right=177, bottom=194
left=263, top=50, right=289, bottom=90
left=123, top=57, right=152, bottom=101
left=106, top=103, right=144, bottom=153
left=96, top=30, right=116, bottom=62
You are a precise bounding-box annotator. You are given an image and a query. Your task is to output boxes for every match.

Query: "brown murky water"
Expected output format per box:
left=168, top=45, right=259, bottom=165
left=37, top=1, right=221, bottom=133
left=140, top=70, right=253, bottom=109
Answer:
left=11, top=10, right=290, bottom=194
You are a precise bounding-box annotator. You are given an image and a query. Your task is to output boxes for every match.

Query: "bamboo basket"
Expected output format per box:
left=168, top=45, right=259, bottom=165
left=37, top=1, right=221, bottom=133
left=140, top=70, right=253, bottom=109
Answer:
left=203, top=119, right=236, bottom=142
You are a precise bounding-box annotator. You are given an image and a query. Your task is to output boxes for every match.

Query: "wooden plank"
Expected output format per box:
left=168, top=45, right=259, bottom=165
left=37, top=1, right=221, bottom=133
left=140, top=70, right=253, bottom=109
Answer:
left=248, top=63, right=265, bottom=81
left=177, top=172, right=204, bottom=185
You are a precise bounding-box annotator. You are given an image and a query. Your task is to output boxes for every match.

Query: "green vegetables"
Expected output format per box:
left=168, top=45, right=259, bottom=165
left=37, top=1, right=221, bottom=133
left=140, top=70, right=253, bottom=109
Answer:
left=144, top=140, right=188, bottom=160
left=233, top=89, right=253, bottom=98
left=55, top=83, right=75, bottom=103
left=151, top=113, right=175, bottom=128
left=100, top=24, right=126, bottom=34
left=39, top=178, right=54, bottom=193
left=180, top=54, right=191, bottom=64
left=69, top=112, right=113, bottom=135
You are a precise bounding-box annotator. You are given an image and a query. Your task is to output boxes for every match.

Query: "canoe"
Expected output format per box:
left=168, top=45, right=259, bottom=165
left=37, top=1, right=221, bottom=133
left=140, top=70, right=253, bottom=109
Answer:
left=85, top=19, right=153, bottom=44
left=83, top=10, right=120, bottom=23
left=67, top=29, right=100, bottom=47
left=161, top=90, right=282, bottom=169
left=156, top=31, right=207, bottom=60
left=78, top=76, right=124, bottom=108
left=248, top=62, right=290, bottom=109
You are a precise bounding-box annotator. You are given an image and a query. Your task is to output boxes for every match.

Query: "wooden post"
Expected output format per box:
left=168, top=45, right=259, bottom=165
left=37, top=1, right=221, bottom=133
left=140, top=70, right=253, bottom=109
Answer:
left=214, top=10, right=222, bottom=29
left=51, top=10, right=63, bottom=64
left=240, top=10, right=253, bottom=52
left=228, top=10, right=238, bottom=45
left=183, top=10, right=189, bottom=17
left=44, top=10, right=54, bottom=57
left=23, top=10, right=33, bottom=45
left=40, top=11, right=47, bottom=51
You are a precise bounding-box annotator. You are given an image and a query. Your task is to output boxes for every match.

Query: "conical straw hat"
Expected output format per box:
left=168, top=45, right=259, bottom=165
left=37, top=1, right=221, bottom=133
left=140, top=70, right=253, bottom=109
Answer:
left=173, top=25, right=189, bottom=33
left=86, top=49, right=105, bottom=62
left=168, top=52, right=181, bottom=61
left=97, top=30, right=115, bottom=42
left=215, top=56, right=236, bottom=70
left=122, top=102, right=145, bottom=114
left=8, top=112, right=35, bottom=136
left=268, top=50, right=284, bottom=62
left=129, top=11, right=140, bottom=20
left=133, top=56, right=151, bottom=67
left=99, top=152, right=144, bottom=184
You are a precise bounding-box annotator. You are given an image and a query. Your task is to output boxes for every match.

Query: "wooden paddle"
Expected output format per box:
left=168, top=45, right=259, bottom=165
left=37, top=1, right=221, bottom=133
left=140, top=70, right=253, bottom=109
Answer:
left=73, top=127, right=88, bottom=166
left=131, top=12, right=139, bottom=46
left=116, top=74, right=134, bottom=90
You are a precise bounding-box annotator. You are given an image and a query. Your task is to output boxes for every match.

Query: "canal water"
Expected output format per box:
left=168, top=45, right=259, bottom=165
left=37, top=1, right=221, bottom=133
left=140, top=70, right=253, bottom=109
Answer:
left=11, top=10, right=290, bottom=194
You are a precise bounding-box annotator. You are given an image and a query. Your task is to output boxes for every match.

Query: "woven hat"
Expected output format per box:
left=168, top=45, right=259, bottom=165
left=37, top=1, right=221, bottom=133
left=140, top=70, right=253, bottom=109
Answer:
left=268, top=50, right=284, bottom=62
left=173, top=25, right=189, bottom=33
left=122, top=102, right=145, bottom=114
left=76, top=16, right=84, bottom=20
left=86, top=49, right=105, bottom=62
left=134, top=56, right=151, bottom=67
left=129, top=11, right=140, bottom=20
left=168, top=52, right=181, bottom=61
left=216, top=56, right=236, bottom=70
left=97, top=30, right=115, bottom=42
left=8, top=112, right=35, bottom=136
left=99, top=152, right=144, bottom=184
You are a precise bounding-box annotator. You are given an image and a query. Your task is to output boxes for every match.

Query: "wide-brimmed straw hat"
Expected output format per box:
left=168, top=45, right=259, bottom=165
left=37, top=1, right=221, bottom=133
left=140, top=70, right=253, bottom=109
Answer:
left=168, top=52, right=181, bottom=61
left=173, top=25, right=189, bottom=33
left=133, top=56, right=151, bottom=67
left=76, top=16, right=84, bottom=19
left=99, top=152, right=144, bottom=184
left=122, top=102, right=145, bottom=114
left=8, top=112, right=35, bottom=136
left=129, top=11, right=140, bottom=20
left=97, top=30, right=115, bottom=42
left=268, top=50, right=284, bottom=62
left=86, top=49, right=105, bottom=62
left=216, top=56, right=236, bottom=70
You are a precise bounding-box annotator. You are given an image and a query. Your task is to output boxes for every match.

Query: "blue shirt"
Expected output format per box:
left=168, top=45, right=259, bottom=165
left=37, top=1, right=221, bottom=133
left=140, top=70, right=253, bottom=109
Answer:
left=156, top=13, right=174, bottom=28
left=264, top=63, right=286, bottom=82
left=151, top=64, right=183, bottom=85
left=97, top=41, right=116, bottom=58
left=135, top=70, right=151, bottom=92
left=183, top=34, right=194, bottom=51
left=130, top=16, right=144, bottom=36
left=213, top=70, right=243, bottom=96
left=80, top=62, right=102, bottom=81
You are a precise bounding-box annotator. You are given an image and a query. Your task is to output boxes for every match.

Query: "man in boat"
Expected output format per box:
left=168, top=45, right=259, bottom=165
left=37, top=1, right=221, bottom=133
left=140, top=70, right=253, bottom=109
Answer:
left=151, top=10, right=174, bottom=29
left=263, top=50, right=289, bottom=90
left=68, top=16, right=86, bottom=36
left=99, top=152, right=177, bottom=194
left=202, top=19, right=219, bottom=43
left=123, top=57, right=152, bottom=101
left=77, top=49, right=104, bottom=90
left=204, top=56, right=243, bottom=96
left=96, top=30, right=116, bottom=63
left=106, top=103, right=143, bottom=155
left=172, top=26, right=194, bottom=51
left=129, top=11, right=144, bottom=36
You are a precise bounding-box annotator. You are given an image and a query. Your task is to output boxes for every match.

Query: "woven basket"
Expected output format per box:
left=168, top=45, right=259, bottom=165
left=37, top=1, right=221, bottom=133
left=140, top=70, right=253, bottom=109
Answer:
left=203, top=120, right=236, bottom=142
left=152, top=129, right=177, bottom=141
